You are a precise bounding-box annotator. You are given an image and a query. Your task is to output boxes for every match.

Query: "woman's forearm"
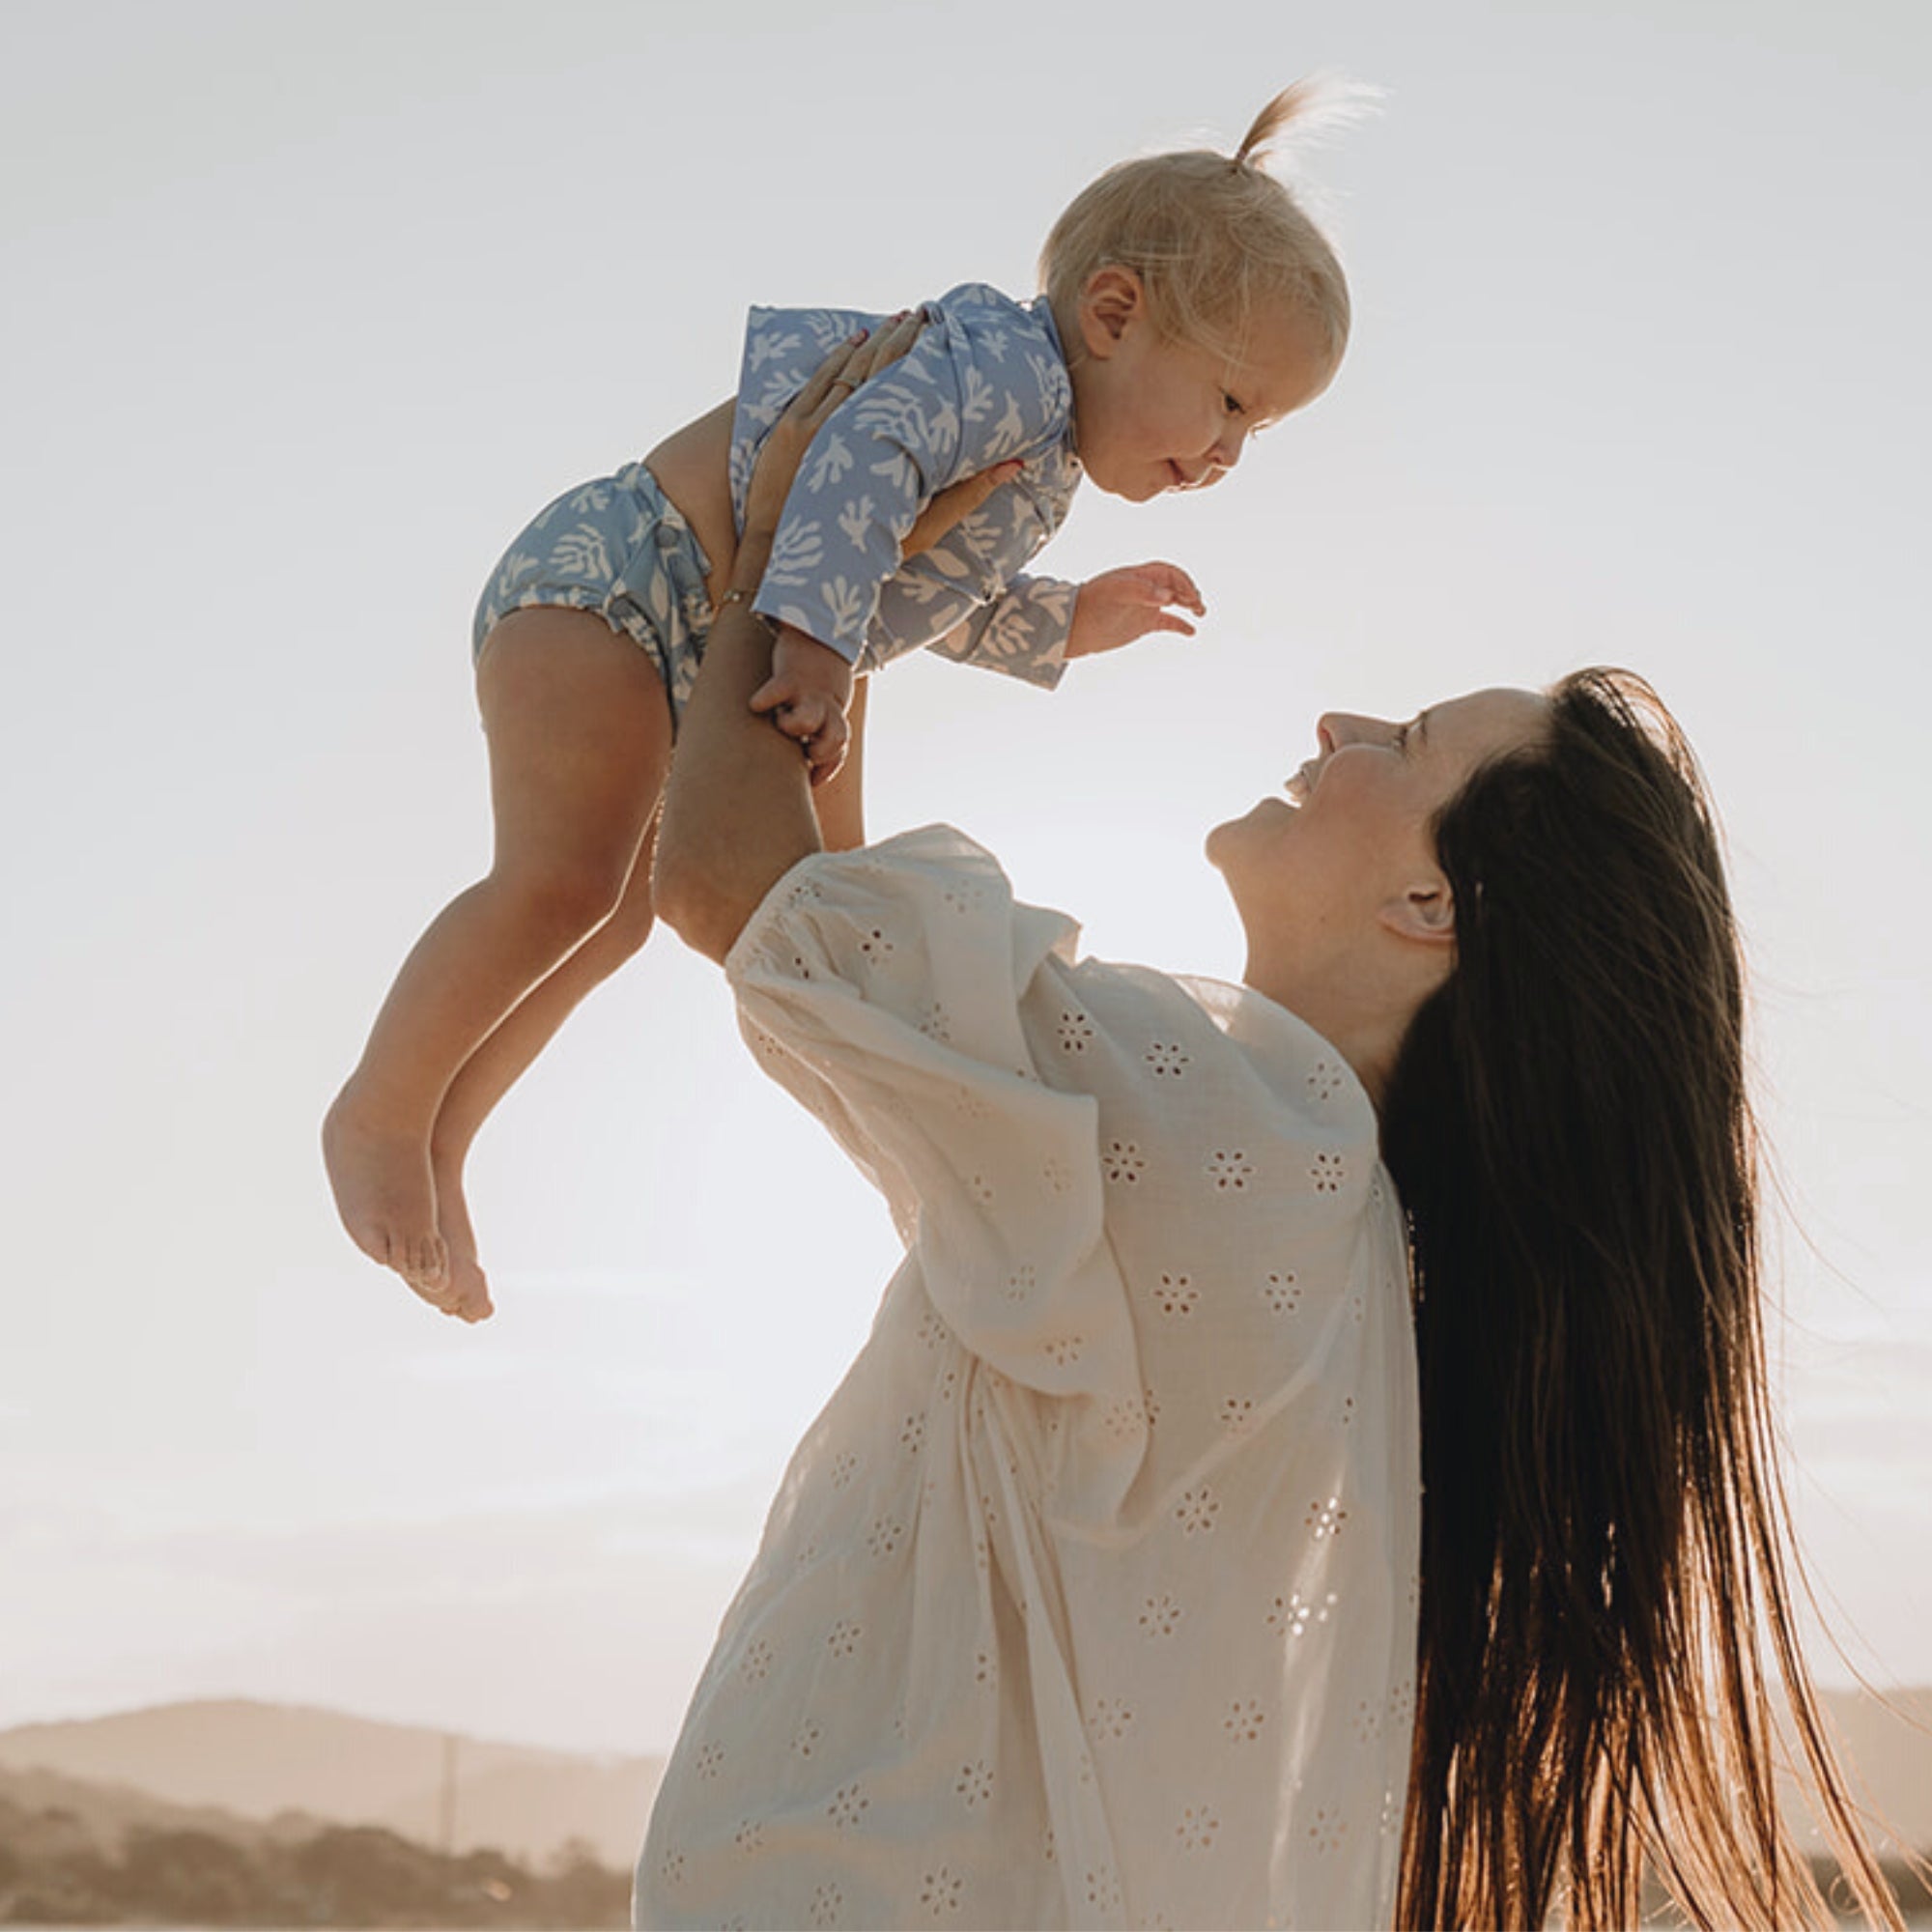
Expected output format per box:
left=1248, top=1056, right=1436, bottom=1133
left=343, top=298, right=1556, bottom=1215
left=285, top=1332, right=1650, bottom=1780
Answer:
left=653, top=553, right=825, bottom=963
left=653, top=317, right=1011, bottom=963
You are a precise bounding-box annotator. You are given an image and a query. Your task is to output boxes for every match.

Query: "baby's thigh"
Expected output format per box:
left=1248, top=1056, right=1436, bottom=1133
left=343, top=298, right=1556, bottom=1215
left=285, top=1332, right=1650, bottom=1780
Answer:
left=474, top=608, right=673, bottom=874
left=470, top=465, right=713, bottom=725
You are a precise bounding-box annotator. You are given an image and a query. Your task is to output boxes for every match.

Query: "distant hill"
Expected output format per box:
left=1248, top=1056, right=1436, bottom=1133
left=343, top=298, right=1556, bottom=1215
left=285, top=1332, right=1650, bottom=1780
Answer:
left=0, top=1701, right=662, bottom=1870
left=0, top=1686, right=1923, bottom=1875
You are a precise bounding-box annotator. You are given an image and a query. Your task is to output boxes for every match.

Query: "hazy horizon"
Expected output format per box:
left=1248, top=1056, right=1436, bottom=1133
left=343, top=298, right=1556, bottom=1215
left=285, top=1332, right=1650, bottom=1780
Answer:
left=4, top=0, right=1928, bottom=1761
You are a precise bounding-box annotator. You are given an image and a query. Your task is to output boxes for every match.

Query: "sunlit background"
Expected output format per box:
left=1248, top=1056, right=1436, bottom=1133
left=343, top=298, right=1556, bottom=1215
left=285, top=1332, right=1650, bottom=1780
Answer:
left=5, top=0, right=1927, bottom=1760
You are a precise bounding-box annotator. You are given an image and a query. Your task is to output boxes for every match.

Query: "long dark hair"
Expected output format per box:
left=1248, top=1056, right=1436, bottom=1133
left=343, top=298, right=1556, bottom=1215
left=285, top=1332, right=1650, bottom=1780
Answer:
left=1380, top=668, right=1898, bottom=1928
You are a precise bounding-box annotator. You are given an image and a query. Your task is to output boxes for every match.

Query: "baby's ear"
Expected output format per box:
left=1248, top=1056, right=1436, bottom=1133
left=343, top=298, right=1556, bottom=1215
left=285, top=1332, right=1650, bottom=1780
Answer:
left=1080, top=265, right=1145, bottom=354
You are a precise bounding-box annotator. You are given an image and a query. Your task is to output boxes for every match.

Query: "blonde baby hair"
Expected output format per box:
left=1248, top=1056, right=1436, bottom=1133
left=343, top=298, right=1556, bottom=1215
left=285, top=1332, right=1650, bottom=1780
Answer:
left=1039, top=81, right=1359, bottom=373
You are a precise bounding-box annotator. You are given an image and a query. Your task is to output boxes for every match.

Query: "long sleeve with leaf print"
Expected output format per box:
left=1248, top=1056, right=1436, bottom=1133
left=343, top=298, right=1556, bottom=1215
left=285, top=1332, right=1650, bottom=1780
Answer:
left=734, top=285, right=1082, bottom=687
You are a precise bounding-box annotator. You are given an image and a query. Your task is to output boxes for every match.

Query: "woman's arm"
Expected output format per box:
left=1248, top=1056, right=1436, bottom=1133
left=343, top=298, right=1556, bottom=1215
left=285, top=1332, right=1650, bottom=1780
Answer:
left=651, top=521, right=823, bottom=963
left=654, top=327, right=1018, bottom=962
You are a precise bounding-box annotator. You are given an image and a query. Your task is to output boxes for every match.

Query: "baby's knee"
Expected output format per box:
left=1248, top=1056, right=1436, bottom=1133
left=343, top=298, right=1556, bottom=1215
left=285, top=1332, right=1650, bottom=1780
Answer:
left=598, top=880, right=658, bottom=958
left=498, top=858, right=630, bottom=945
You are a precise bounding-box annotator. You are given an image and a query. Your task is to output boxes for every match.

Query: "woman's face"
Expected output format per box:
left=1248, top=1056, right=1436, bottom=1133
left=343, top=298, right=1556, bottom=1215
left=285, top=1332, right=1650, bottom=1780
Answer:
left=1208, top=688, right=1550, bottom=953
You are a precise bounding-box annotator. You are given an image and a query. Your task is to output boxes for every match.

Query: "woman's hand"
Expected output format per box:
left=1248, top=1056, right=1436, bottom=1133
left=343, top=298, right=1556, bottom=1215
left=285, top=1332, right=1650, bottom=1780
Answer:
left=1065, top=562, right=1208, bottom=659
left=742, top=314, right=1023, bottom=554
left=654, top=326, right=1022, bottom=962
left=737, top=320, right=1024, bottom=782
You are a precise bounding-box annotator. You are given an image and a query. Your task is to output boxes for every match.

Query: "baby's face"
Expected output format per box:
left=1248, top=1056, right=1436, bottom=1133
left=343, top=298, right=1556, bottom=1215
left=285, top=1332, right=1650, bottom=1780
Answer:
left=1073, top=299, right=1334, bottom=503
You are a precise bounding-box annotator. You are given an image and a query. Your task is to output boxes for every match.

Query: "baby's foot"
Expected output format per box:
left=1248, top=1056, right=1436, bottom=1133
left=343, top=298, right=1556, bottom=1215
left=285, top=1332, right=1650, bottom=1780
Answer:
left=322, top=1090, right=448, bottom=1293
left=432, top=1152, right=494, bottom=1323
left=442, top=1250, right=493, bottom=1323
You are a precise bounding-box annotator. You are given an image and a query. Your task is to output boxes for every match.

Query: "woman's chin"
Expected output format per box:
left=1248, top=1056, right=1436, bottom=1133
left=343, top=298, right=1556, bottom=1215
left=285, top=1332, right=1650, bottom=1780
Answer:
left=1205, top=797, right=1288, bottom=869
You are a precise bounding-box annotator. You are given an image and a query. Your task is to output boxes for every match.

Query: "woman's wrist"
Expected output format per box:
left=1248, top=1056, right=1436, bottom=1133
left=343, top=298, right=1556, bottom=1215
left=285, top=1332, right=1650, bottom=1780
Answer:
left=724, top=532, right=777, bottom=611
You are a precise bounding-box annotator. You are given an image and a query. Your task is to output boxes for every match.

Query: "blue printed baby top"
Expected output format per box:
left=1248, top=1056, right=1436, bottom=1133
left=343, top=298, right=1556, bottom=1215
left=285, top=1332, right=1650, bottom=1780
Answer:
left=730, top=285, right=1083, bottom=691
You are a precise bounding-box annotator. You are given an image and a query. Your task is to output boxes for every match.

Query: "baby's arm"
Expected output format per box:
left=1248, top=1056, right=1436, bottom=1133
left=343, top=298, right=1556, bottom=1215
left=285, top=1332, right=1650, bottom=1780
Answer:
left=752, top=293, right=1068, bottom=712
left=738, top=319, right=903, bottom=781
left=909, top=560, right=1206, bottom=691
left=739, top=315, right=1026, bottom=780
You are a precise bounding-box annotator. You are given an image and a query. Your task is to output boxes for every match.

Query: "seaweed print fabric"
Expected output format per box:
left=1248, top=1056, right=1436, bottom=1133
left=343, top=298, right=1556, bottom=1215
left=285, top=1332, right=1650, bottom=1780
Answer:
left=732, top=285, right=1083, bottom=690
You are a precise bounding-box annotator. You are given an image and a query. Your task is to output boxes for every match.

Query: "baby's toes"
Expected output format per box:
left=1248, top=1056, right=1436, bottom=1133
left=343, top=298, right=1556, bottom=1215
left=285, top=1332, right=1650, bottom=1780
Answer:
left=445, top=1254, right=494, bottom=1323
left=401, top=1232, right=450, bottom=1295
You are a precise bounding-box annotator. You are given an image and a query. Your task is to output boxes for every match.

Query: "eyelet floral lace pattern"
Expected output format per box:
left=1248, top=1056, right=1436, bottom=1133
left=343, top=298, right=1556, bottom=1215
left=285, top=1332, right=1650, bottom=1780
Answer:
left=642, top=829, right=1419, bottom=1932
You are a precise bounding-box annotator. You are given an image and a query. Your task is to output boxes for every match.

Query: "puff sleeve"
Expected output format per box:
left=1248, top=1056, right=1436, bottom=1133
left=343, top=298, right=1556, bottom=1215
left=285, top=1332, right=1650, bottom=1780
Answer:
left=724, top=827, right=1139, bottom=1406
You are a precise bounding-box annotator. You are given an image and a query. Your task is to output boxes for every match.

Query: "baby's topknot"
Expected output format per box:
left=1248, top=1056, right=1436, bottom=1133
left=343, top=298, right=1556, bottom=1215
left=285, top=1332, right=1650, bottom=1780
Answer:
left=1232, top=79, right=1315, bottom=170
left=1230, top=74, right=1376, bottom=172
left=1039, top=80, right=1368, bottom=371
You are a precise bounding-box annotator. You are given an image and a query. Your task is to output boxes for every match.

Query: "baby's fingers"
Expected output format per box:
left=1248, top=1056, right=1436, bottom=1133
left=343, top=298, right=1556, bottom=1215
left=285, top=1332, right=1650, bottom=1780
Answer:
left=1138, top=559, right=1206, bottom=616
left=771, top=689, right=833, bottom=740
left=749, top=673, right=798, bottom=716
left=804, top=707, right=850, bottom=785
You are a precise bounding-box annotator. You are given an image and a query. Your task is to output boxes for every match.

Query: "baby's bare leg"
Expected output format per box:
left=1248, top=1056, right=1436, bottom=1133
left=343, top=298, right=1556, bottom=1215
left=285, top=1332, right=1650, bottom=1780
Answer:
left=432, top=677, right=873, bottom=1317
left=323, top=609, right=672, bottom=1303
left=428, top=815, right=662, bottom=1320
left=809, top=675, right=868, bottom=851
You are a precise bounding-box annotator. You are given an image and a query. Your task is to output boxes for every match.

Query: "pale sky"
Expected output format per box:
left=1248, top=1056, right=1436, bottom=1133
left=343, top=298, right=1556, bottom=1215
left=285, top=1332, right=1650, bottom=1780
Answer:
left=4, top=0, right=1928, bottom=1759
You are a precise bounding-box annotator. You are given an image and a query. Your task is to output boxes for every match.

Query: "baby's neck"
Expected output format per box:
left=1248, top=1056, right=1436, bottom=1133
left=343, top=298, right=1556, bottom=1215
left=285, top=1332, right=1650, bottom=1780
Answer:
left=1046, top=292, right=1090, bottom=456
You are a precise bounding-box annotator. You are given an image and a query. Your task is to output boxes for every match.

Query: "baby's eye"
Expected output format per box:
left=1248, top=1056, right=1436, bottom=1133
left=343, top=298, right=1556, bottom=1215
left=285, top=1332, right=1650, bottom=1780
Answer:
left=1222, top=392, right=1245, bottom=416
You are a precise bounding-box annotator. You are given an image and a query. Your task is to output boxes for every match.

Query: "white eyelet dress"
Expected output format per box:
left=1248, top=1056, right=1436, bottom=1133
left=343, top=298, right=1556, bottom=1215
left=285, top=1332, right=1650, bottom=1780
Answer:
left=636, top=827, right=1420, bottom=1932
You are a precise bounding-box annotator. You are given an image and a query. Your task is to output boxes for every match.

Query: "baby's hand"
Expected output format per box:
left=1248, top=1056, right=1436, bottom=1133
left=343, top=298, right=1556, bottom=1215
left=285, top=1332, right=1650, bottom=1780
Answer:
left=1065, top=562, right=1207, bottom=660
left=751, top=625, right=857, bottom=783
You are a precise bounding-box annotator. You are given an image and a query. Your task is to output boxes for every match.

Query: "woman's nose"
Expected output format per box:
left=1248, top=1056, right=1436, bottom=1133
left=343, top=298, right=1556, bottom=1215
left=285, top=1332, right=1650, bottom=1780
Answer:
left=1318, top=712, right=1388, bottom=753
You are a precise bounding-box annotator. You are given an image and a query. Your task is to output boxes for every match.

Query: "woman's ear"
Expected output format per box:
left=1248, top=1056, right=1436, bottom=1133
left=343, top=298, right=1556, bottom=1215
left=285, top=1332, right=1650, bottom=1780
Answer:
left=1378, top=879, right=1457, bottom=948
left=1079, top=265, right=1145, bottom=357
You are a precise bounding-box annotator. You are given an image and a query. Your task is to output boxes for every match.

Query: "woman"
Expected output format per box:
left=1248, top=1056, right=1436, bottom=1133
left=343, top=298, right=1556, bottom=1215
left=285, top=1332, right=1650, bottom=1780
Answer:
left=639, top=339, right=1900, bottom=1929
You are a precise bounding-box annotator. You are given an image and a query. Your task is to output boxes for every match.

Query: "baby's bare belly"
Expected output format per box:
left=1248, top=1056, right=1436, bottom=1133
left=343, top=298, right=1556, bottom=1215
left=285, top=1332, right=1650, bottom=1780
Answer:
left=643, top=398, right=738, bottom=610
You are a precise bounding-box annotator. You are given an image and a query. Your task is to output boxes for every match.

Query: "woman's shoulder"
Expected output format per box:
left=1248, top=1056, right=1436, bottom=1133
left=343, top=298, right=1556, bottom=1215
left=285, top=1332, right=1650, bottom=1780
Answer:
left=724, top=824, right=1078, bottom=984
left=755, top=823, right=1031, bottom=917
left=1175, top=975, right=1377, bottom=1135
left=1055, top=957, right=1378, bottom=1153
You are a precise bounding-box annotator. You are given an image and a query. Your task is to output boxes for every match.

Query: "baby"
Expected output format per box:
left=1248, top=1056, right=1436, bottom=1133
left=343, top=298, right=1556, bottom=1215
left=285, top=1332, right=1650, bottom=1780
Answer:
left=325, top=84, right=1352, bottom=1319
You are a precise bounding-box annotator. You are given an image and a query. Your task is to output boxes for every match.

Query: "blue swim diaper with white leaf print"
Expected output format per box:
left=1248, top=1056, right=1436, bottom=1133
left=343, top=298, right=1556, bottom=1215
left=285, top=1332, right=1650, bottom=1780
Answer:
left=470, top=462, right=715, bottom=726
